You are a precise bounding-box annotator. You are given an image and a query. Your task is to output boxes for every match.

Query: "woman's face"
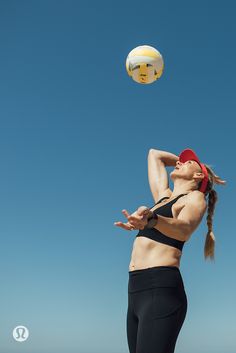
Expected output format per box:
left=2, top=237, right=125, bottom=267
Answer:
left=170, top=159, right=204, bottom=181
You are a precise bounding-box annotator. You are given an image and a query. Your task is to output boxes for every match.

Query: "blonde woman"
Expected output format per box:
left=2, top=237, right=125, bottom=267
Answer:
left=114, top=148, right=226, bottom=353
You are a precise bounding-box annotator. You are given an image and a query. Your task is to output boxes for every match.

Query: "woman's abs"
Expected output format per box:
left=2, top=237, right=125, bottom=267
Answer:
left=129, top=236, right=182, bottom=272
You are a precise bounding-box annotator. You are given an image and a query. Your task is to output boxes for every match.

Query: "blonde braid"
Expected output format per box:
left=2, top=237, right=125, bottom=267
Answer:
left=198, top=164, right=227, bottom=261
left=204, top=189, right=217, bottom=261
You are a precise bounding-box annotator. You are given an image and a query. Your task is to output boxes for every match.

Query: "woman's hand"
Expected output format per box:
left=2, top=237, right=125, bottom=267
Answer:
left=114, top=206, right=152, bottom=231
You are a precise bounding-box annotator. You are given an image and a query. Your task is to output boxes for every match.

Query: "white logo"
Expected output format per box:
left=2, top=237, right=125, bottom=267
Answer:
left=12, top=325, right=29, bottom=342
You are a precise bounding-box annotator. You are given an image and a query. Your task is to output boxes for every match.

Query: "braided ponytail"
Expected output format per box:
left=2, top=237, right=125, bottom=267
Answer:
left=204, top=189, right=217, bottom=261
left=198, top=164, right=226, bottom=261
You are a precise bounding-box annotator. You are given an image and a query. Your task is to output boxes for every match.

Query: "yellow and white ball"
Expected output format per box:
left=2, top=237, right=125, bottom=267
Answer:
left=126, top=45, right=164, bottom=84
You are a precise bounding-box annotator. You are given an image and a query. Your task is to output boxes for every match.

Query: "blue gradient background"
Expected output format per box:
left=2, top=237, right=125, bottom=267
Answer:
left=0, top=1, right=235, bottom=352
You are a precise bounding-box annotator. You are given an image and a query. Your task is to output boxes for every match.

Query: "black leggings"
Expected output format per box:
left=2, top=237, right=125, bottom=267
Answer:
left=127, top=266, right=188, bottom=353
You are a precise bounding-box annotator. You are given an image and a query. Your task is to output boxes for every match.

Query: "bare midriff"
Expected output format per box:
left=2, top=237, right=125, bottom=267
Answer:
left=128, top=236, right=182, bottom=272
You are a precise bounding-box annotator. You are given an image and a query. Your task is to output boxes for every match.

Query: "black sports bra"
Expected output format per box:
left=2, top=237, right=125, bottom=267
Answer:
left=136, top=193, right=188, bottom=251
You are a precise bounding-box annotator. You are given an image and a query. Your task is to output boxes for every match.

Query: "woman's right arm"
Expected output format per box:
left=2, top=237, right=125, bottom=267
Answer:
left=150, top=148, right=179, bottom=167
left=148, top=149, right=178, bottom=203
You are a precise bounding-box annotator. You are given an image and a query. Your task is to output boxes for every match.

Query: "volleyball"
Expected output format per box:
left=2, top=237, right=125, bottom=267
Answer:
left=125, top=45, right=164, bottom=84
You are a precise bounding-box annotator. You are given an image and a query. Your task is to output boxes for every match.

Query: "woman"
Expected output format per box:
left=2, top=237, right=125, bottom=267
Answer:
left=114, top=148, right=226, bottom=353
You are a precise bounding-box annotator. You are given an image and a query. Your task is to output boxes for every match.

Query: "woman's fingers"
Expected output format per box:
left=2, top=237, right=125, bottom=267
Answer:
left=128, top=216, right=147, bottom=229
left=128, top=216, right=142, bottom=225
left=122, top=209, right=130, bottom=218
left=128, top=212, right=149, bottom=225
left=114, top=207, right=150, bottom=231
left=114, top=221, right=136, bottom=231
left=122, top=207, right=149, bottom=220
left=122, top=210, right=142, bottom=228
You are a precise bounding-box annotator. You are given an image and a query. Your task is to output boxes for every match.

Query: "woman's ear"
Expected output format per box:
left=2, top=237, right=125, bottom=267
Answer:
left=193, top=172, right=205, bottom=181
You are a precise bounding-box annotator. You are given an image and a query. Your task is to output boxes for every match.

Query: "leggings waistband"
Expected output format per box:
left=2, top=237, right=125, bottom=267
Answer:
left=128, top=266, right=184, bottom=293
left=129, top=265, right=180, bottom=275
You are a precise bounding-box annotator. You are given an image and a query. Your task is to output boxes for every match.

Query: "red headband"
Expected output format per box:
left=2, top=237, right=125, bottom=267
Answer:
left=179, top=148, right=209, bottom=194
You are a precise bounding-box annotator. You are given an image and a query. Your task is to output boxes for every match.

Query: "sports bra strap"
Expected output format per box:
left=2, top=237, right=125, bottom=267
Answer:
left=153, top=193, right=188, bottom=208
left=156, top=196, right=170, bottom=204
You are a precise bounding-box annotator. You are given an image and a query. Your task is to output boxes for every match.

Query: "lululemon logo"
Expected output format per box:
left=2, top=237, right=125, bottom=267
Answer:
left=12, top=325, right=29, bottom=342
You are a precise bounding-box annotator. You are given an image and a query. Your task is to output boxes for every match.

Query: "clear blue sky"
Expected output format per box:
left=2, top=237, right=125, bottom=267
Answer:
left=0, top=1, right=235, bottom=353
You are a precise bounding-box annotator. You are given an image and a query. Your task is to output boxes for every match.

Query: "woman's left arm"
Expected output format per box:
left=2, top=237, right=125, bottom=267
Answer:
left=152, top=196, right=207, bottom=241
left=114, top=193, right=207, bottom=241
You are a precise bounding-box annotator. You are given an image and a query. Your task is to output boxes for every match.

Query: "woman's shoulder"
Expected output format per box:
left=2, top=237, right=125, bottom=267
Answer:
left=187, top=190, right=207, bottom=208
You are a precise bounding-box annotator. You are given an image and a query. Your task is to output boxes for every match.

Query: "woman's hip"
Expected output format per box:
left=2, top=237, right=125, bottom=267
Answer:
left=127, top=265, right=187, bottom=320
